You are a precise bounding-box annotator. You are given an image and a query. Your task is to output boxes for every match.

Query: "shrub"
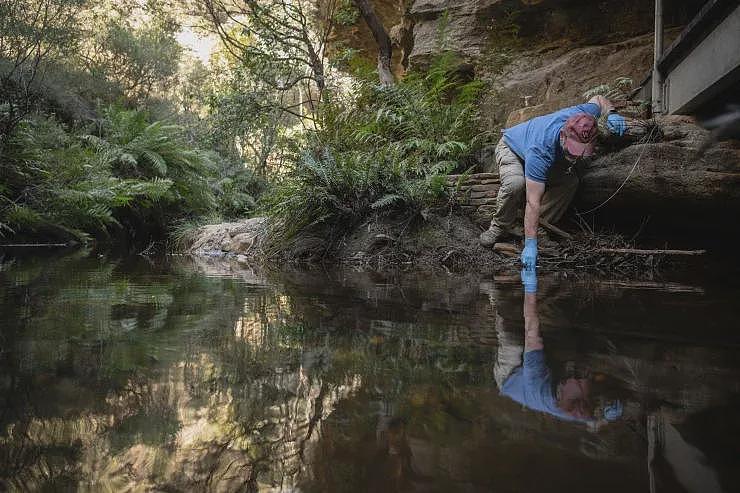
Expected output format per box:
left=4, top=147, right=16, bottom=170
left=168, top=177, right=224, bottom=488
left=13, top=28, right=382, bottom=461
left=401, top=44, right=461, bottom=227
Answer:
left=0, top=108, right=257, bottom=244
left=263, top=53, right=487, bottom=254
left=333, top=0, right=361, bottom=26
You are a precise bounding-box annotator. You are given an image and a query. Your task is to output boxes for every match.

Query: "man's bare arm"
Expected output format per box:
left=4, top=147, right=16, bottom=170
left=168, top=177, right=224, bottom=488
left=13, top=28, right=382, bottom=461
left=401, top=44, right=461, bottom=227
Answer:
left=589, top=94, right=635, bottom=136
left=588, top=95, right=615, bottom=115
left=523, top=292, right=543, bottom=351
left=524, top=178, right=545, bottom=239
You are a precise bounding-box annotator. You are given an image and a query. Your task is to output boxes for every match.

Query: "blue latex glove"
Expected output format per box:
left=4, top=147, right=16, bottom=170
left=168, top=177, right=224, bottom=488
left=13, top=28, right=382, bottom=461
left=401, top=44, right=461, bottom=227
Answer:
left=521, top=237, right=537, bottom=269
left=520, top=267, right=538, bottom=293
left=607, top=113, right=626, bottom=136
left=603, top=400, right=623, bottom=422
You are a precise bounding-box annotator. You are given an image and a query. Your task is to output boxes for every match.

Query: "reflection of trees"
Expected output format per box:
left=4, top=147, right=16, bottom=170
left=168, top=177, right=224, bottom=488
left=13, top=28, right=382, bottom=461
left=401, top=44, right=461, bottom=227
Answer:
left=1, top=254, right=501, bottom=490
left=0, top=253, right=248, bottom=490
left=2, top=256, right=740, bottom=491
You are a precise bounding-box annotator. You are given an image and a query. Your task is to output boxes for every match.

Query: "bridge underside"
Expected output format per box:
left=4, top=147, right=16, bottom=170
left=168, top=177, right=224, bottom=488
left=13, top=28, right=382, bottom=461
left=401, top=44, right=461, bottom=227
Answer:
left=662, top=4, right=740, bottom=116
left=636, top=0, right=740, bottom=117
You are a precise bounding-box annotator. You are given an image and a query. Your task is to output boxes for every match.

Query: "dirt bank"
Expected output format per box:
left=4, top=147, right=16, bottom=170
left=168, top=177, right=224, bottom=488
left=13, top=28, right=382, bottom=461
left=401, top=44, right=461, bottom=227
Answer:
left=186, top=213, right=501, bottom=273
left=185, top=114, right=734, bottom=275
left=186, top=208, right=698, bottom=276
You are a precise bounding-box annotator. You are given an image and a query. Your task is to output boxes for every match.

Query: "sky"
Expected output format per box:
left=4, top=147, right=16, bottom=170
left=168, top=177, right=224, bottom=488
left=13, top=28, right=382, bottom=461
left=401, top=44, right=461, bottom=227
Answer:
left=176, top=26, right=218, bottom=64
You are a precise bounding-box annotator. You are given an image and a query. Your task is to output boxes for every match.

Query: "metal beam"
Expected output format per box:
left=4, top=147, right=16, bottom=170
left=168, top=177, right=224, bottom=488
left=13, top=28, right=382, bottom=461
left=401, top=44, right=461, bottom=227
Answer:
left=652, top=0, right=664, bottom=115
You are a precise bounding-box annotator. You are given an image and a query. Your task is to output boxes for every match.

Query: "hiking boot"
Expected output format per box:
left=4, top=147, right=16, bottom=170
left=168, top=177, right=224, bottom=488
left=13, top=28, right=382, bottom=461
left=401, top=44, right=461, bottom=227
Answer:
left=480, top=225, right=506, bottom=247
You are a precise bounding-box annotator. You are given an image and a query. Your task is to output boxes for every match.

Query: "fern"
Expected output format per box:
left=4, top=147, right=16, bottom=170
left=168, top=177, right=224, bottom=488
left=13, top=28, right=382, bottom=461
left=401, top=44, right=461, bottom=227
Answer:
left=583, top=77, right=634, bottom=102
left=371, top=194, right=403, bottom=210
left=0, top=221, right=14, bottom=237
left=4, top=205, right=44, bottom=231
left=0, top=108, right=227, bottom=244
left=142, top=150, right=168, bottom=175
left=264, top=53, right=486, bottom=254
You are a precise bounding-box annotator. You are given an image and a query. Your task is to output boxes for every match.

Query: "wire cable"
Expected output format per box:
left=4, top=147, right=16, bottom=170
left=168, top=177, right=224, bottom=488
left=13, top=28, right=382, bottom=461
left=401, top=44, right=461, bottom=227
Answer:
left=576, top=125, right=658, bottom=216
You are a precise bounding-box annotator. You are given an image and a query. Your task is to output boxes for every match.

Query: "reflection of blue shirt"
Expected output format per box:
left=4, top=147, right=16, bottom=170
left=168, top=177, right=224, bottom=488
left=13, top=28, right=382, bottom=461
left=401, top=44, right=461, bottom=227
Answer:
left=503, top=103, right=601, bottom=183
left=501, top=350, right=583, bottom=422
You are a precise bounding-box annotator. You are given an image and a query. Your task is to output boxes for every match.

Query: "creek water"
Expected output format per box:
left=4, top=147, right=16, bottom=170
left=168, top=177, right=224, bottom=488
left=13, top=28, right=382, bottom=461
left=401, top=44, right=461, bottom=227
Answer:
left=1, top=251, right=739, bottom=492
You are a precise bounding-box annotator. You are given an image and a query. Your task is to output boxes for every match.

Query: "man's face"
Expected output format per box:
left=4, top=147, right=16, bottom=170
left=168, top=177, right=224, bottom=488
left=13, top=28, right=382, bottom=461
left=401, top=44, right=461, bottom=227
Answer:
left=560, top=133, right=580, bottom=163
left=557, top=378, right=593, bottom=419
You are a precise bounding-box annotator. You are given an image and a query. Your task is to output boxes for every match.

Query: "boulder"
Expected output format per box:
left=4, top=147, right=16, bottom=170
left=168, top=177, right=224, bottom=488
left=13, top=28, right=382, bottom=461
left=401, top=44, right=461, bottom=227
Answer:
left=578, top=118, right=740, bottom=224
left=407, top=0, right=500, bottom=67
left=188, top=217, right=267, bottom=255
left=447, top=118, right=740, bottom=231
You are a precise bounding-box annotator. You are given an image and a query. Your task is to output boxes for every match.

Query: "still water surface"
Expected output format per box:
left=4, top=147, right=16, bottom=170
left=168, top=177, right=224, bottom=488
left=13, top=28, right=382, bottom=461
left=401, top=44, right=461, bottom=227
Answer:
left=1, top=252, right=739, bottom=492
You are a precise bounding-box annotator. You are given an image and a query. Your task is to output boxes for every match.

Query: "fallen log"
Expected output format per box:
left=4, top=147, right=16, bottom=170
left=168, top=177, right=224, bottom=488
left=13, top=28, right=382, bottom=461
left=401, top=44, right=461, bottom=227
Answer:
left=493, top=242, right=519, bottom=257
left=594, top=280, right=704, bottom=293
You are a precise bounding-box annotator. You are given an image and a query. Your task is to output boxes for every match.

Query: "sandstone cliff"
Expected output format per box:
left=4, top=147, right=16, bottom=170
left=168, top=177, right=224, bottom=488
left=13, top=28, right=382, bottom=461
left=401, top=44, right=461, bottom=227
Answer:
left=329, top=0, right=739, bottom=232
left=331, top=0, right=705, bottom=126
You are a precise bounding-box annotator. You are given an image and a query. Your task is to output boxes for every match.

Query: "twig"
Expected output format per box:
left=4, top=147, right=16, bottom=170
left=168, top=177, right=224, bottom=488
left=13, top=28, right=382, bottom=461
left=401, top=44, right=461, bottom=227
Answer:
left=493, top=242, right=519, bottom=257
left=139, top=241, right=156, bottom=256
left=597, top=248, right=705, bottom=256
left=0, top=243, right=68, bottom=247
left=630, top=215, right=651, bottom=243
left=594, top=280, right=704, bottom=293
left=540, top=219, right=573, bottom=240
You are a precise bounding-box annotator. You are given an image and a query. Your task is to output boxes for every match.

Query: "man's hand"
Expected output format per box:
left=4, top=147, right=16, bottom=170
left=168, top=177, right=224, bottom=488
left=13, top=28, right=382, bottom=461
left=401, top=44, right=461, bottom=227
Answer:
left=521, top=266, right=538, bottom=293
left=588, top=95, right=615, bottom=114
left=603, top=401, right=623, bottom=422
left=607, top=113, right=627, bottom=136
left=521, top=238, right=538, bottom=269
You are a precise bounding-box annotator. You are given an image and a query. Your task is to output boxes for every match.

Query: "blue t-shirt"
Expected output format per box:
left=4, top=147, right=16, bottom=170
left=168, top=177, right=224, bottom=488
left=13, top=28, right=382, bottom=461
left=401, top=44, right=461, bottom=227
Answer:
left=503, top=103, right=601, bottom=183
left=501, top=349, right=585, bottom=422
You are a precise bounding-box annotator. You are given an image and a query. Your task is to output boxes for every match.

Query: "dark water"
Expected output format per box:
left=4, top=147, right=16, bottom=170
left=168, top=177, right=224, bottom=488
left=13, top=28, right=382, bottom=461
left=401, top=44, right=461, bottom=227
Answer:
left=1, top=252, right=740, bottom=492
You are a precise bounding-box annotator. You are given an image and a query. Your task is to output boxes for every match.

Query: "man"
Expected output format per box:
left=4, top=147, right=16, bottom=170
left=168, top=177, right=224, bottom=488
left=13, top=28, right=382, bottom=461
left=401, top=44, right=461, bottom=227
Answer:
left=492, top=269, right=623, bottom=425
left=480, top=96, right=627, bottom=268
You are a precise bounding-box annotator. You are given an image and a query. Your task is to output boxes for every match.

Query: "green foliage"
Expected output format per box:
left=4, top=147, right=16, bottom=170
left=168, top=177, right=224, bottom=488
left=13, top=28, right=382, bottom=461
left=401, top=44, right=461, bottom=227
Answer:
left=0, top=108, right=257, bottom=243
left=0, top=0, right=87, bottom=140
left=583, top=77, right=634, bottom=103
left=264, top=53, right=486, bottom=253
left=87, top=18, right=182, bottom=102
left=333, top=0, right=361, bottom=26
left=86, top=107, right=217, bottom=215
left=212, top=165, right=265, bottom=220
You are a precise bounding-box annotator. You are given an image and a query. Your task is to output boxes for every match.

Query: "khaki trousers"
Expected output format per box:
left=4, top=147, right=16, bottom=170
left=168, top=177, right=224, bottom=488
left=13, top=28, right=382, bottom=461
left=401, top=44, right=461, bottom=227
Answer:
left=490, top=138, right=579, bottom=232
left=493, top=313, right=525, bottom=389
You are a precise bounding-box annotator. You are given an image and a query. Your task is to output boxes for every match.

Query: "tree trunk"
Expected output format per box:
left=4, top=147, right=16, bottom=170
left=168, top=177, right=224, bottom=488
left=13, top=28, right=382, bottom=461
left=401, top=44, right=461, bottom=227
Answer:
left=352, top=0, right=395, bottom=86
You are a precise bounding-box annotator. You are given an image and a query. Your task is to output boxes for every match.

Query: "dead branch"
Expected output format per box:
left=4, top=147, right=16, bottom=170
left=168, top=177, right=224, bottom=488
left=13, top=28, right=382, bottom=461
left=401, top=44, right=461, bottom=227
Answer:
left=540, top=219, right=573, bottom=240
left=597, top=248, right=706, bottom=256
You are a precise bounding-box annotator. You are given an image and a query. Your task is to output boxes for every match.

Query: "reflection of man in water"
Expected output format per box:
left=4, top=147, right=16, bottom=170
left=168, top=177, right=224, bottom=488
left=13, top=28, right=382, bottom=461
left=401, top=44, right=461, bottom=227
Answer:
left=492, top=269, right=622, bottom=424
